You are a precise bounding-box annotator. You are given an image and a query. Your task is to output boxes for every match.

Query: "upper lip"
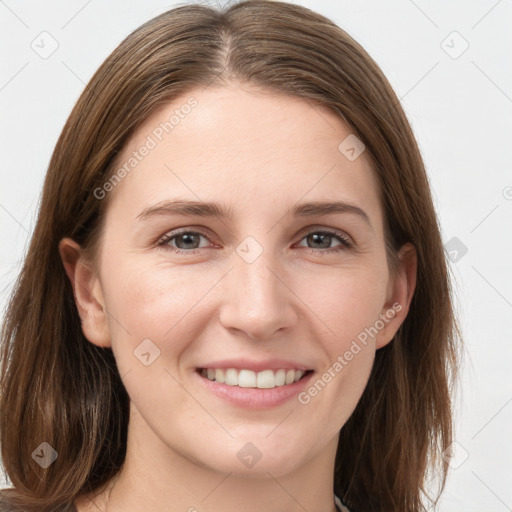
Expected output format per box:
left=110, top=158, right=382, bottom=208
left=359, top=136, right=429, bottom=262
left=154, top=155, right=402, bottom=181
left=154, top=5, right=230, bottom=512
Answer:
left=197, top=359, right=313, bottom=372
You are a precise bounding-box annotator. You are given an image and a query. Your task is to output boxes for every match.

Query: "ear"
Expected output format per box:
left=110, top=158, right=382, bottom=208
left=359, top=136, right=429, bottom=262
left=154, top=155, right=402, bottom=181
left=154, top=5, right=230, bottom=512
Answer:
left=58, top=237, right=111, bottom=348
left=375, top=242, right=417, bottom=349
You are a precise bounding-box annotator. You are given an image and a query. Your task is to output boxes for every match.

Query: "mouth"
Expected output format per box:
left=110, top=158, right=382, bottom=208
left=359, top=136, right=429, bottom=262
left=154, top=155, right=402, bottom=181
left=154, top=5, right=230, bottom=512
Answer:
left=196, top=367, right=314, bottom=389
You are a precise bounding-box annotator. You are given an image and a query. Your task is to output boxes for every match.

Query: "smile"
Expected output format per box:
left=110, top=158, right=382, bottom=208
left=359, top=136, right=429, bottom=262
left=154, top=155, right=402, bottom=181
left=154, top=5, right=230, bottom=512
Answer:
left=198, top=368, right=312, bottom=389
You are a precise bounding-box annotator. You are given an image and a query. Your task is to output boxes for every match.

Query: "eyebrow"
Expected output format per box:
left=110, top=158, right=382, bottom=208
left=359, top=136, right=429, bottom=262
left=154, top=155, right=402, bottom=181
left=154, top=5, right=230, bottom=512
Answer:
left=136, top=199, right=371, bottom=228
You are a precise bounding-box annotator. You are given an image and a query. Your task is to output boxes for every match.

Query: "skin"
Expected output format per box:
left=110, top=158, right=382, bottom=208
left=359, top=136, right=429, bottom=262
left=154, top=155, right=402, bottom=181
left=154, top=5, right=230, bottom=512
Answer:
left=60, top=83, right=416, bottom=512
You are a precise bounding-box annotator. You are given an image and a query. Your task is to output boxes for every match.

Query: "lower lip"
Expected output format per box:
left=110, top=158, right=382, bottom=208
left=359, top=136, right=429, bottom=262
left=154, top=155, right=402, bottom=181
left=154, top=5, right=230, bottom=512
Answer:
left=194, top=370, right=314, bottom=409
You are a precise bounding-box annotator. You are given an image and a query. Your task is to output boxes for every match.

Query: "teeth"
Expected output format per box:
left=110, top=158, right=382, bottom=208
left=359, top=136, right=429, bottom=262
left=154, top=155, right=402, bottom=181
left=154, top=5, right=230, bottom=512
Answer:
left=225, top=368, right=238, bottom=386
left=201, top=368, right=308, bottom=388
left=215, top=369, right=225, bottom=384
left=257, top=369, right=275, bottom=389
left=238, top=369, right=256, bottom=387
left=275, top=369, right=286, bottom=386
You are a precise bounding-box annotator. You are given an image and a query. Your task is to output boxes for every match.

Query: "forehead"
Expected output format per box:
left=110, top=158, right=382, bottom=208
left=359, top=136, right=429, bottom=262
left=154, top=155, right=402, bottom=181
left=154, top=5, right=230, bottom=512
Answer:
left=106, top=84, right=383, bottom=227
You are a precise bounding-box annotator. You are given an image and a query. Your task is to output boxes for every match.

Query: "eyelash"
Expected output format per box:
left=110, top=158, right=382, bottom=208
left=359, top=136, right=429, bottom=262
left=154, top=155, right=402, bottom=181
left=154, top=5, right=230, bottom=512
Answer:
left=156, top=227, right=354, bottom=255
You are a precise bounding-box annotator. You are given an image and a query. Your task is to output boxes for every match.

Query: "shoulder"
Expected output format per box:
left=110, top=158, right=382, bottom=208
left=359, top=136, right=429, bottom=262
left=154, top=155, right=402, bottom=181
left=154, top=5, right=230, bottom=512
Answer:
left=334, top=493, right=351, bottom=512
left=0, top=489, right=77, bottom=511
left=0, top=489, right=19, bottom=511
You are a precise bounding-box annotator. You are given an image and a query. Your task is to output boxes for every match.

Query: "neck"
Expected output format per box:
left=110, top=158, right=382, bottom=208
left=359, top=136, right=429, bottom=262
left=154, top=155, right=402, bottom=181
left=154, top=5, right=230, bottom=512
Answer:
left=78, top=404, right=340, bottom=512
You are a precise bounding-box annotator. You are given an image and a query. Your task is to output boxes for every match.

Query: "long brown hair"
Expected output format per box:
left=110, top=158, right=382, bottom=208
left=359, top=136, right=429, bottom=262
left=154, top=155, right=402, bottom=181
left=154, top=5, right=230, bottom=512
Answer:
left=0, top=1, right=461, bottom=510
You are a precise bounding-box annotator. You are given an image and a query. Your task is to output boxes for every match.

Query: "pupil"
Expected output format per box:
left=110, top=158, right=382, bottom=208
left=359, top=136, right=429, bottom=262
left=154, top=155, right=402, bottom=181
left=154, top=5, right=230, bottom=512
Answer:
left=174, top=233, right=333, bottom=250
left=309, top=233, right=330, bottom=248
left=177, top=233, right=198, bottom=249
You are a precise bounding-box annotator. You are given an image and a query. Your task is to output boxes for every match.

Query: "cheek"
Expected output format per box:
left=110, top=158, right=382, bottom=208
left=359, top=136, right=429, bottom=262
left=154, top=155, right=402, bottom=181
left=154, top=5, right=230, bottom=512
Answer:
left=102, top=251, right=389, bottom=359
left=99, top=262, right=208, bottom=416
left=293, top=262, right=388, bottom=346
left=290, top=266, right=386, bottom=424
left=100, top=258, right=222, bottom=364
left=96, top=250, right=389, bottom=472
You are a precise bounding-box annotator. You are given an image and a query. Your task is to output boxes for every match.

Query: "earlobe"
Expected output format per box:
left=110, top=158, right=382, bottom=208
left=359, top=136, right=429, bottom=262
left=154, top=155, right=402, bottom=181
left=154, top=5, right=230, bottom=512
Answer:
left=376, top=242, right=417, bottom=349
left=58, top=238, right=111, bottom=348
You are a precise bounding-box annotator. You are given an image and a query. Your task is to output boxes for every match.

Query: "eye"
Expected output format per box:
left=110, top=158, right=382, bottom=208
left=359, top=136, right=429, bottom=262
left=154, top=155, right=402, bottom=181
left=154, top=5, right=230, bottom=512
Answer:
left=156, top=227, right=353, bottom=255
left=296, top=230, right=353, bottom=253
left=157, top=229, right=213, bottom=253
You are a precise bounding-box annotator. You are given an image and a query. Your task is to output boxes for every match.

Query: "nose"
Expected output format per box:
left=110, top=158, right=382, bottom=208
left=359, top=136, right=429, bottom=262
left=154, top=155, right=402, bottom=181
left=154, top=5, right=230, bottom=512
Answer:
left=218, top=243, right=298, bottom=341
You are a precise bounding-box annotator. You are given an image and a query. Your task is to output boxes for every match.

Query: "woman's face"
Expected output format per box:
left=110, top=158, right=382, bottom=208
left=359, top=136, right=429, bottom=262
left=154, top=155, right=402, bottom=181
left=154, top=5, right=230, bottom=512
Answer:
left=71, top=84, right=412, bottom=478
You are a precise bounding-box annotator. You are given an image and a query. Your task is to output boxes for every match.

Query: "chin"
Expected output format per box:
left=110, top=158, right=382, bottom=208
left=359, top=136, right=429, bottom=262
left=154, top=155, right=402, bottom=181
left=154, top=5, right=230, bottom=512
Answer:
left=191, top=441, right=309, bottom=478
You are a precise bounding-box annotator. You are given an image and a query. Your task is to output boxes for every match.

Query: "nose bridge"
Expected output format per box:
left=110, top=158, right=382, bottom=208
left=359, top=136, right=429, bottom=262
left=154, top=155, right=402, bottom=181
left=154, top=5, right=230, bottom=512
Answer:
left=218, top=234, right=296, bottom=339
left=236, top=237, right=278, bottom=298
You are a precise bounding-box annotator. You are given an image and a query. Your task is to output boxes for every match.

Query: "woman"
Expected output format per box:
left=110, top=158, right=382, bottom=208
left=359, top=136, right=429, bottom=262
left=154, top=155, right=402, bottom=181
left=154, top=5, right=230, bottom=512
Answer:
left=0, top=1, right=460, bottom=511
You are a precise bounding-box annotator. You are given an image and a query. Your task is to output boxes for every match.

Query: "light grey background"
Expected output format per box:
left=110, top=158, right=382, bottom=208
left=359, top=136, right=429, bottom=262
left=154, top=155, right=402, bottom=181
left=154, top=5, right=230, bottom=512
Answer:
left=1, top=0, right=511, bottom=510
